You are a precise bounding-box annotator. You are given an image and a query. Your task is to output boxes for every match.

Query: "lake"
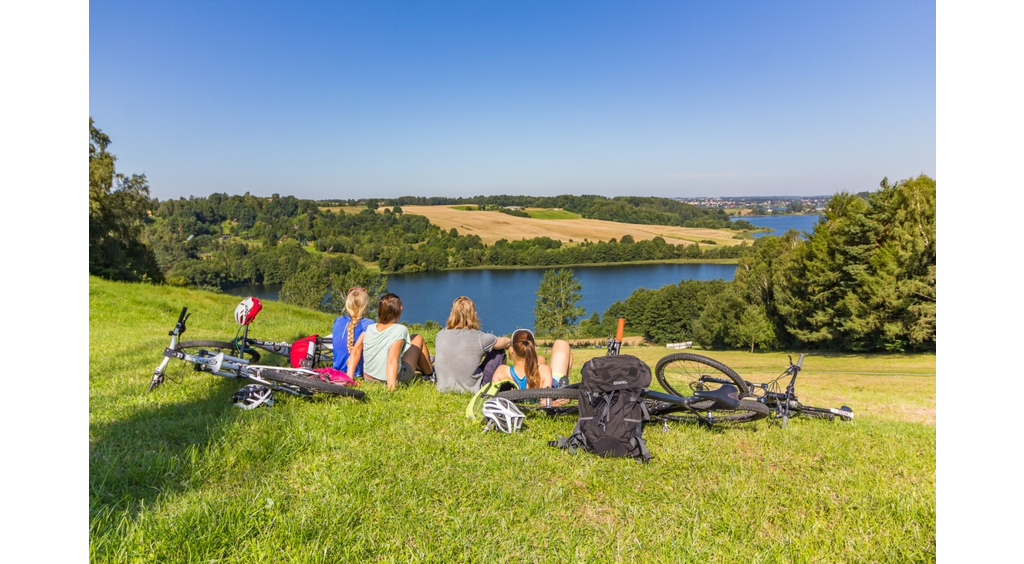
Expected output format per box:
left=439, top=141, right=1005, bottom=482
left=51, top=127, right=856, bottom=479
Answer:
left=732, top=214, right=820, bottom=238
left=225, top=262, right=737, bottom=335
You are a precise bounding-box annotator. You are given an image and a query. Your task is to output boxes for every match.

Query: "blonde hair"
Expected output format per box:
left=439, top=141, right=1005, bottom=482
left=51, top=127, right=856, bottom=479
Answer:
left=446, top=296, right=481, bottom=330
left=344, top=287, right=369, bottom=353
left=511, top=329, right=540, bottom=388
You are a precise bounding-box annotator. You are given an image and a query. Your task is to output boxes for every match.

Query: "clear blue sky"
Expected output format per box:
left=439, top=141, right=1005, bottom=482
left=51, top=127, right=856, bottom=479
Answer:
left=89, top=0, right=935, bottom=201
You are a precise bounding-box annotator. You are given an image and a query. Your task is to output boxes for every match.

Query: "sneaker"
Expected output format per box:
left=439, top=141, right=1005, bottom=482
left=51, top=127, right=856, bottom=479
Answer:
left=430, top=355, right=435, bottom=365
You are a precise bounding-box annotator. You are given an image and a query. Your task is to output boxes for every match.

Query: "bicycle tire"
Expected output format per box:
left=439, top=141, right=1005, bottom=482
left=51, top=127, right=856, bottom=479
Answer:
left=663, top=399, right=770, bottom=425
left=249, top=367, right=366, bottom=400
left=177, top=340, right=261, bottom=364
left=655, top=353, right=750, bottom=398
left=496, top=387, right=580, bottom=415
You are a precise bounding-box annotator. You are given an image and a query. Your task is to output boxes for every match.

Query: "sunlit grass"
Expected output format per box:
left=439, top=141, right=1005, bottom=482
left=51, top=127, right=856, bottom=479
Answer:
left=525, top=208, right=581, bottom=220
left=90, top=277, right=935, bottom=562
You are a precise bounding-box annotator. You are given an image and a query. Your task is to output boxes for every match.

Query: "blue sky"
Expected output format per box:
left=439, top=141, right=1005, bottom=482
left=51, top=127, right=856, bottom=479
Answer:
left=90, top=0, right=935, bottom=200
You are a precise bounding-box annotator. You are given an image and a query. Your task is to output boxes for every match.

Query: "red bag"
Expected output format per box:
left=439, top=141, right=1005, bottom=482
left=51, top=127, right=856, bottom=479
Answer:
left=290, top=335, right=320, bottom=369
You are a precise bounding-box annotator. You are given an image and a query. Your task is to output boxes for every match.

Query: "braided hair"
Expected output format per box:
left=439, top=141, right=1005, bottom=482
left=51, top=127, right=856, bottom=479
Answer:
left=344, top=288, right=369, bottom=353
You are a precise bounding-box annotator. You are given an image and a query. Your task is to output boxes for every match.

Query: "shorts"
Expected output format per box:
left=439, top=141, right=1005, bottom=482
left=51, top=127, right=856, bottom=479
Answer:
left=366, top=362, right=416, bottom=385
left=396, top=361, right=416, bottom=384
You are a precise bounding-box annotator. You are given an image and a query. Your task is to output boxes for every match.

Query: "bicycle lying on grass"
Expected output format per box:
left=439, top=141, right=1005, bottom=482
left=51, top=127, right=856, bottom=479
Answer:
left=174, top=297, right=335, bottom=367
left=654, top=352, right=853, bottom=426
left=148, top=307, right=364, bottom=401
left=496, top=383, right=771, bottom=427
left=497, top=319, right=768, bottom=428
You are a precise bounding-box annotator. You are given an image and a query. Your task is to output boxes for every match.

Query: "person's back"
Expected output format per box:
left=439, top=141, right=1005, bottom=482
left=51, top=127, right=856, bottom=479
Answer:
left=332, top=287, right=372, bottom=376
left=433, top=297, right=510, bottom=393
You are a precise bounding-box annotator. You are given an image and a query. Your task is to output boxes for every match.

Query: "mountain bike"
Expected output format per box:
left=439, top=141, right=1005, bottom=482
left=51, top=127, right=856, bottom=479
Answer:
left=496, top=382, right=770, bottom=427
left=176, top=297, right=334, bottom=366
left=654, top=352, right=853, bottom=427
left=148, top=307, right=364, bottom=400
left=498, top=317, right=767, bottom=426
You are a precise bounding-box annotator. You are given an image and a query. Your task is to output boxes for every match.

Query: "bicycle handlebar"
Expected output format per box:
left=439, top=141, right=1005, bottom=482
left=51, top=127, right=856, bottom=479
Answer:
left=796, top=354, right=805, bottom=368
left=176, top=307, right=188, bottom=325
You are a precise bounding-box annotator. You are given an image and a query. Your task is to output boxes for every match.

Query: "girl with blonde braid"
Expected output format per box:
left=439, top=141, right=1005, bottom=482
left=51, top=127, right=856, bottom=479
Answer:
left=332, top=287, right=374, bottom=378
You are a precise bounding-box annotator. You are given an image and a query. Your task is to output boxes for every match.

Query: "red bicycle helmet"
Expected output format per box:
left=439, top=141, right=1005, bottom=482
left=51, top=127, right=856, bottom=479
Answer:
left=234, top=297, right=262, bottom=326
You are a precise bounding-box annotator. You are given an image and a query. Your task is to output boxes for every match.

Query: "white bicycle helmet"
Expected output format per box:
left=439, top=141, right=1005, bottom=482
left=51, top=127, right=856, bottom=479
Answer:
left=234, top=297, right=263, bottom=326
left=232, top=384, right=274, bottom=410
left=482, top=397, right=525, bottom=433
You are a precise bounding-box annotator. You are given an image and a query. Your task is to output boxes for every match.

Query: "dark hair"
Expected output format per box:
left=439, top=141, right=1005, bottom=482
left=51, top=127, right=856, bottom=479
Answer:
left=376, top=293, right=403, bottom=324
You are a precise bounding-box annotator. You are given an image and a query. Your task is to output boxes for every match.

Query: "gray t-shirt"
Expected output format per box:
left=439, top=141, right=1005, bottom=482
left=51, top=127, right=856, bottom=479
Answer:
left=434, top=328, right=498, bottom=393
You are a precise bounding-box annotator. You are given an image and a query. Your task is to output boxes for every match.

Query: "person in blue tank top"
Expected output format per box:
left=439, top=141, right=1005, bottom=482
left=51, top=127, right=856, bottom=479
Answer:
left=492, top=328, right=574, bottom=390
left=332, top=287, right=374, bottom=377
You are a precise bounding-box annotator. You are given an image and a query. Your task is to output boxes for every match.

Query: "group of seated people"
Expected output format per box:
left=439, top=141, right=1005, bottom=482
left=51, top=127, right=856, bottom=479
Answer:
left=331, top=288, right=573, bottom=393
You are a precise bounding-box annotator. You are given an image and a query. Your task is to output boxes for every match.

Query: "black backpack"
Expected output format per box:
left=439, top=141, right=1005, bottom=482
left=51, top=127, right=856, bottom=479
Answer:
left=550, top=355, right=653, bottom=462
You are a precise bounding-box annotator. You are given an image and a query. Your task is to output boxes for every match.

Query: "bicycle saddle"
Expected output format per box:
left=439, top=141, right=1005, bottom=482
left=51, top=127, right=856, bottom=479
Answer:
left=693, top=384, right=740, bottom=410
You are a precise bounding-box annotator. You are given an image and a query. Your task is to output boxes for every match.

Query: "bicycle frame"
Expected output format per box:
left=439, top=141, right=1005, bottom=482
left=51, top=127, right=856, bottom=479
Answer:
left=745, top=354, right=854, bottom=425
left=150, top=307, right=331, bottom=397
left=526, top=383, right=748, bottom=427
left=230, top=318, right=334, bottom=365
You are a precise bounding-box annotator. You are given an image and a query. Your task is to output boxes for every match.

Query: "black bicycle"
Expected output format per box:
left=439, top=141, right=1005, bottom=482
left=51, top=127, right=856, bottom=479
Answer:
left=497, top=383, right=770, bottom=427
left=149, top=307, right=364, bottom=400
left=654, top=352, right=853, bottom=426
left=498, top=319, right=768, bottom=426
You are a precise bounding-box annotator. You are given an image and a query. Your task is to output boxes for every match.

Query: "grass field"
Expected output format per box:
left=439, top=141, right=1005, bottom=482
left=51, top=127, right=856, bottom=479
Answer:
left=395, top=206, right=745, bottom=246
left=524, top=208, right=581, bottom=220
left=90, top=277, right=935, bottom=562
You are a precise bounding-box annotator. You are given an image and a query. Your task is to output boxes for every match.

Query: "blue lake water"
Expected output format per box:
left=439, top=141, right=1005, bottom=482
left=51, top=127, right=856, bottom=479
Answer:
left=732, top=214, right=820, bottom=238
left=225, top=262, right=737, bottom=335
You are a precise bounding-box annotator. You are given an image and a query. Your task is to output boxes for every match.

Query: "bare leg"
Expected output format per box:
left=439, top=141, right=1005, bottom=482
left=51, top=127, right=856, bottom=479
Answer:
left=404, top=334, right=433, bottom=375
left=548, top=339, right=573, bottom=382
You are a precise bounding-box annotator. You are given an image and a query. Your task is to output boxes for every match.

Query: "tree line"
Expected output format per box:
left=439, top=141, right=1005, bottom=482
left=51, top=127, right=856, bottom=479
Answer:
left=536, top=176, right=936, bottom=353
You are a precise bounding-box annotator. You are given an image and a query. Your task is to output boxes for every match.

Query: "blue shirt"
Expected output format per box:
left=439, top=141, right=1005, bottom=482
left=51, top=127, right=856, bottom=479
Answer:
left=332, top=315, right=374, bottom=376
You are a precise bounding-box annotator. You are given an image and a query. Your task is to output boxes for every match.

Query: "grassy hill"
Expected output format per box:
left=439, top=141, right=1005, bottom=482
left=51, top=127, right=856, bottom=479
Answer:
left=90, top=277, right=935, bottom=562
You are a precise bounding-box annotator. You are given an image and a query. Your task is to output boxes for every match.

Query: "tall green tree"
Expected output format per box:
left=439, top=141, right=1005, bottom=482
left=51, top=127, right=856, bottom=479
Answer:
left=775, top=176, right=936, bottom=351
left=533, top=269, right=586, bottom=338
left=89, top=118, right=161, bottom=281
left=731, top=305, right=776, bottom=353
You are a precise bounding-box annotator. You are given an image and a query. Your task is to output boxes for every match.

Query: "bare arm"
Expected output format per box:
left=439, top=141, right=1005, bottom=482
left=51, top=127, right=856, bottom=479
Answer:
left=346, top=333, right=365, bottom=377
left=386, top=339, right=404, bottom=391
left=493, top=336, right=511, bottom=350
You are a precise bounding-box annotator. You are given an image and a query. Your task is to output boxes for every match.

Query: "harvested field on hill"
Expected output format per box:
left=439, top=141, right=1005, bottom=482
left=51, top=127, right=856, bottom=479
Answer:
left=392, top=206, right=744, bottom=245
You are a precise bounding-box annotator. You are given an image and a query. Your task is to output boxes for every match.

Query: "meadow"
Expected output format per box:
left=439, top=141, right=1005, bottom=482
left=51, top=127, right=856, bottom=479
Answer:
left=319, top=205, right=746, bottom=247
left=90, top=277, right=935, bottom=562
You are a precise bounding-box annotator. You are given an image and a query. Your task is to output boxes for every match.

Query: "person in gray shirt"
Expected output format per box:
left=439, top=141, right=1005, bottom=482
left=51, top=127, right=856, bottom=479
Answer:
left=434, top=296, right=510, bottom=393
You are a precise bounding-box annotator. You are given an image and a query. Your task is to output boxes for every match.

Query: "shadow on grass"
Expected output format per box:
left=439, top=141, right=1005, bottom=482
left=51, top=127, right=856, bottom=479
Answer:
left=89, top=377, right=241, bottom=520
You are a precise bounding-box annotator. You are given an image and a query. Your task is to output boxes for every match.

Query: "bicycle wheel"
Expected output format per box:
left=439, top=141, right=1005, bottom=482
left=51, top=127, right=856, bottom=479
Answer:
left=655, top=353, right=750, bottom=398
left=249, top=367, right=366, bottom=400
left=496, top=387, right=580, bottom=416
left=662, top=399, right=770, bottom=425
left=177, top=340, right=261, bottom=363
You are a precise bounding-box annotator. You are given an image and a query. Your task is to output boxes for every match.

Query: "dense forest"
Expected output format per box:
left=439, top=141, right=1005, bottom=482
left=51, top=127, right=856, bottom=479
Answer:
left=140, top=194, right=753, bottom=294
left=575, top=175, right=936, bottom=352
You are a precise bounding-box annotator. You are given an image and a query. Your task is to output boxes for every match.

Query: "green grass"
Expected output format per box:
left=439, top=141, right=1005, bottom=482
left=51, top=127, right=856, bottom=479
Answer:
left=525, top=209, right=581, bottom=220
left=90, top=277, right=935, bottom=562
